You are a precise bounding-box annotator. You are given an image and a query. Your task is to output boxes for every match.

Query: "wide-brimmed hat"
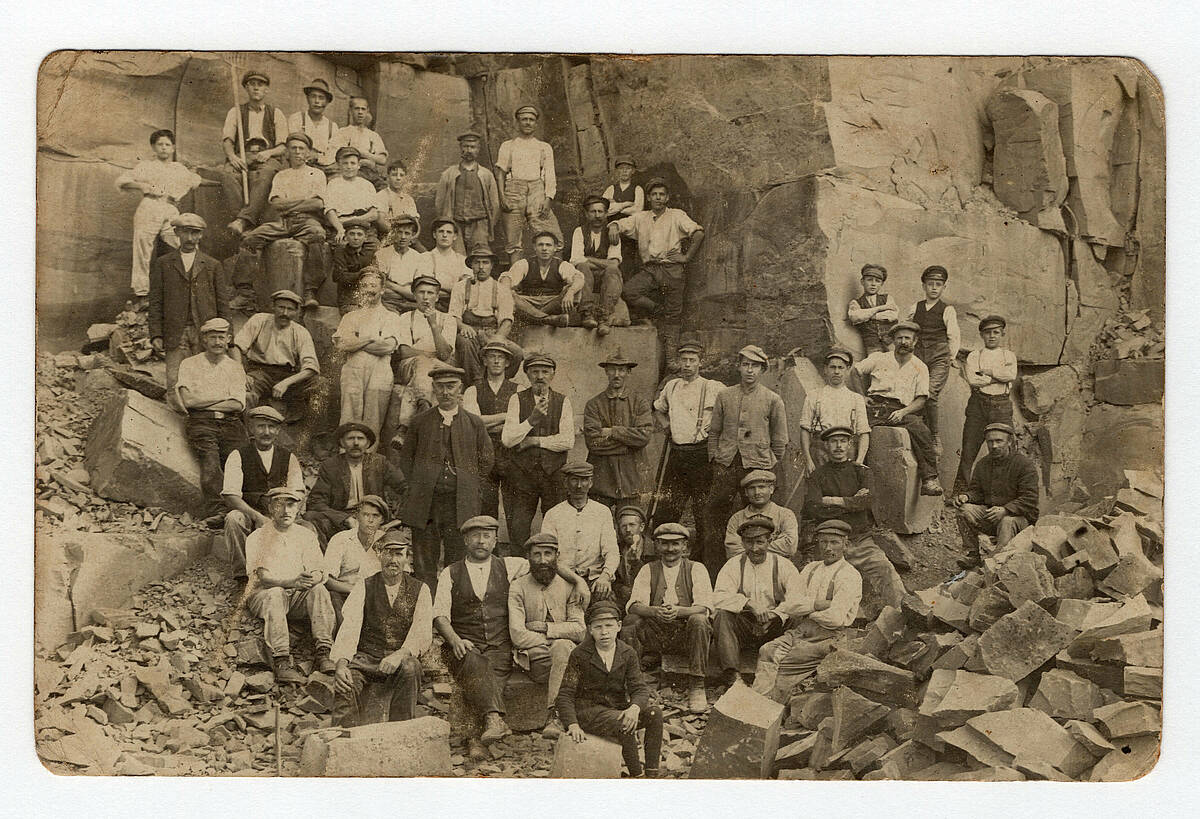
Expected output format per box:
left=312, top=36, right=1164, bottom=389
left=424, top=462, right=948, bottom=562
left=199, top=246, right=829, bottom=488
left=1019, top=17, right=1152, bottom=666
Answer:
left=303, top=78, right=333, bottom=102
left=336, top=421, right=376, bottom=447
left=598, top=348, right=638, bottom=369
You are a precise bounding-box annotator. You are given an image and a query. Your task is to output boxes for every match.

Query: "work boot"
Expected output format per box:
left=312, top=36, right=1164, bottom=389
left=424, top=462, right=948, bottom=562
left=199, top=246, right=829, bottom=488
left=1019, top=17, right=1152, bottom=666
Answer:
left=643, top=768, right=660, bottom=779
left=546, top=314, right=570, bottom=328
left=303, top=290, right=320, bottom=308
left=542, top=714, right=565, bottom=740
left=480, top=712, right=512, bottom=745
left=687, top=681, right=708, bottom=713
left=597, top=321, right=611, bottom=337
left=272, top=655, right=306, bottom=685
left=467, top=738, right=488, bottom=762
left=920, top=478, right=944, bottom=496
left=315, top=648, right=336, bottom=674
left=203, top=512, right=227, bottom=529
left=582, top=316, right=599, bottom=330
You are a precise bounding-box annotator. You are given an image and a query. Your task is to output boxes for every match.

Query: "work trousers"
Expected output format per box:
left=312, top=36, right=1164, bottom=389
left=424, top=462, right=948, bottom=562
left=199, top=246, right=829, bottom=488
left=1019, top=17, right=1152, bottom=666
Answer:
left=241, top=214, right=328, bottom=293
left=651, top=443, right=712, bottom=564
left=412, top=487, right=464, bottom=588
left=164, top=326, right=201, bottom=412
left=845, top=531, right=905, bottom=609
left=502, top=178, right=562, bottom=259
left=244, top=363, right=317, bottom=422
left=338, top=351, right=394, bottom=441
left=621, top=612, right=712, bottom=678
left=130, top=197, right=179, bottom=295
left=703, top=454, right=757, bottom=579
left=221, top=157, right=284, bottom=228
left=245, top=583, right=335, bottom=657
left=622, top=261, right=685, bottom=326
left=452, top=218, right=492, bottom=255
left=185, top=416, right=247, bottom=516
left=444, top=644, right=511, bottom=719
left=512, top=292, right=590, bottom=329
left=752, top=620, right=837, bottom=699
left=957, top=392, right=1014, bottom=490
left=576, top=257, right=623, bottom=325
left=504, top=467, right=564, bottom=557
left=914, top=340, right=951, bottom=442
left=524, top=639, right=576, bottom=709
left=957, top=504, right=1030, bottom=560
left=576, top=702, right=664, bottom=777
left=867, top=397, right=939, bottom=481
left=332, top=653, right=422, bottom=727
left=713, top=609, right=786, bottom=675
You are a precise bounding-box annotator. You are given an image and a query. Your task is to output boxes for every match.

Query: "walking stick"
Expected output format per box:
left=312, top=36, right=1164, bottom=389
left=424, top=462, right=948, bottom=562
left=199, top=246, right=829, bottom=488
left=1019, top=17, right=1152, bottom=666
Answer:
left=227, top=55, right=249, bottom=204
left=273, top=697, right=282, bottom=776
left=646, top=435, right=671, bottom=523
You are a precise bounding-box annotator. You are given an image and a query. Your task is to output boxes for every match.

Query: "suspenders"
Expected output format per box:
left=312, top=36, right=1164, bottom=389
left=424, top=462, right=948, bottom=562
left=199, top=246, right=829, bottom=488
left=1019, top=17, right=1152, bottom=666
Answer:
left=464, top=277, right=499, bottom=315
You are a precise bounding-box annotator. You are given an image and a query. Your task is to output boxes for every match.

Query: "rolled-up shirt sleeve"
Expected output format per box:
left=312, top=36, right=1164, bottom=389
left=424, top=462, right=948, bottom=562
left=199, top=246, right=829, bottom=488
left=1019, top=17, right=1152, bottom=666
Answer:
left=543, top=397, right=575, bottom=452
left=401, top=584, right=434, bottom=657
left=691, top=562, right=715, bottom=615
left=712, top=560, right=748, bottom=613
left=500, top=393, right=530, bottom=448
left=432, top=567, right=455, bottom=621
left=330, top=580, right=367, bottom=663
left=626, top=564, right=653, bottom=612
left=221, top=449, right=245, bottom=497
left=297, top=327, right=320, bottom=374
left=809, top=564, right=862, bottom=630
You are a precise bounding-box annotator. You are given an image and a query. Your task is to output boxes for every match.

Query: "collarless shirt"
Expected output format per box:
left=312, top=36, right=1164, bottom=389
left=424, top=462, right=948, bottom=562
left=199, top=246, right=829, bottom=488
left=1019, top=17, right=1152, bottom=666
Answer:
left=377, top=245, right=434, bottom=290
left=396, top=309, right=456, bottom=354
left=496, top=137, right=556, bottom=197
left=965, top=348, right=1018, bottom=395
left=287, top=110, right=338, bottom=165
left=540, top=499, right=620, bottom=579
left=220, top=445, right=305, bottom=497
left=854, top=351, right=930, bottom=407
left=799, top=384, right=869, bottom=436
left=654, top=375, right=721, bottom=445
left=268, top=165, right=326, bottom=203
left=324, top=175, right=378, bottom=218
left=175, top=353, right=246, bottom=410
left=626, top=560, right=714, bottom=613
left=795, top=558, right=862, bottom=629
left=432, top=556, right=530, bottom=619
left=615, top=208, right=701, bottom=263
left=449, top=276, right=515, bottom=322
left=234, top=313, right=320, bottom=372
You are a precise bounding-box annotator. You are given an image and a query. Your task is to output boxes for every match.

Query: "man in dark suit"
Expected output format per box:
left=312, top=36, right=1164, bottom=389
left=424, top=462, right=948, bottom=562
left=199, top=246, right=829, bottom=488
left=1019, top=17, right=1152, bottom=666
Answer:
left=397, top=365, right=494, bottom=587
left=147, top=212, right=232, bottom=408
left=305, top=422, right=406, bottom=543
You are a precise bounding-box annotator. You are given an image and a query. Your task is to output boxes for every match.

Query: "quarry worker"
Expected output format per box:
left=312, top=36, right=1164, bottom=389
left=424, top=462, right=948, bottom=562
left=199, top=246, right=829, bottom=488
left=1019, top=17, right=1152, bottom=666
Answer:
left=384, top=275, right=458, bottom=448
left=508, top=231, right=590, bottom=329
left=435, top=131, right=502, bottom=254
left=952, top=423, right=1039, bottom=569
left=723, top=470, right=799, bottom=561
left=462, top=340, right=523, bottom=519
left=287, top=77, right=339, bottom=172
left=799, top=346, right=869, bottom=474
left=847, top=263, right=898, bottom=355
left=540, top=462, right=621, bottom=600
left=496, top=104, right=562, bottom=264
left=957, top=314, right=1018, bottom=493
left=333, top=271, right=404, bottom=439
left=583, top=350, right=653, bottom=514
left=569, top=195, right=625, bottom=336
left=305, top=421, right=406, bottom=544
left=331, top=96, right=389, bottom=189
left=229, top=289, right=320, bottom=422
left=450, top=246, right=518, bottom=384
left=903, top=265, right=961, bottom=455
left=222, top=69, right=290, bottom=237
left=322, top=495, right=391, bottom=619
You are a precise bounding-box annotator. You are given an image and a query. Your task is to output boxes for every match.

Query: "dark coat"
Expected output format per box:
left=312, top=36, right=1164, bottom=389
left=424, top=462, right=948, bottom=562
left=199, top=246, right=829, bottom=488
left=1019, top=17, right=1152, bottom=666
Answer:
left=308, top=452, right=406, bottom=527
left=555, top=637, right=651, bottom=728
left=397, top=406, right=493, bottom=528
left=148, top=248, right=231, bottom=348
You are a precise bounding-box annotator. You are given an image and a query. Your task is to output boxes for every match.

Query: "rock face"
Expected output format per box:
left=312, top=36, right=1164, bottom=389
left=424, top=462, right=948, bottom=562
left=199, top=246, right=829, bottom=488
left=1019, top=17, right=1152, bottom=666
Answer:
left=690, top=681, right=785, bottom=779
left=84, top=390, right=203, bottom=513
left=866, top=425, right=939, bottom=535
left=985, top=89, right=1069, bottom=230
left=1093, top=358, right=1165, bottom=406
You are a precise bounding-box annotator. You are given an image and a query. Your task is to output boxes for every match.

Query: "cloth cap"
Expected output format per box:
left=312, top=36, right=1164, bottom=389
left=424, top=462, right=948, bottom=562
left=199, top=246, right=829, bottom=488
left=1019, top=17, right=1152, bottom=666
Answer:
left=460, top=515, right=500, bottom=534
left=738, top=345, right=769, bottom=366
left=170, top=213, right=207, bottom=230
left=430, top=217, right=457, bottom=233
left=677, top=340, right=704, bottom=355
left=740, top=469, right=777, bottom=488
left=480, top=340, right=515, bottom=359
left=820, top=425, right=855, bottom=441
left=389, top=214, right=419, bottom=230
left=644, top=176, right=668, bottom=193
left=737, top=514, right=776, bottom=537
left=532, top=230, right=560, bottom=245
left=613, top=154, right=636, bottom=169
left=616, top=505, right=646, bottom=522
left=356, top=495, right=389, bottom=517
left=429, top=365, right=467, bottom=382
left=598, top=348, right=638, bottom=369
left=335, top=146, right=361, bottom=161
left=302, top=78, right=333, bottom=101
left=860, top=264, right=887, bottom=282
left=199, top=317, right=230, bottom=334
left=585, top=600, right=624, bottom=625
left=653, top=522, right=690, bottom=541
left=560, top=462, right=594, bottom=478
left=514, top=104, right=540, bottom=119
left=978, top=314, right=1007, bottom=332
left=245, top=406, right=284, bottom=424
left=813, top=519, right=852, bottom=537
left=242, top=70, right=270, bottom=86
left=284, top=131, right=313, bottom=149
left=824, top=347, right=854, bottom=366
left=921, top=265, right=949, bottom=283
left=984, top=422, right=1015, bottom=436
left=582, top=195, right=609, bottom=210
left=245, top=137, right=269, bottom=151
left=336, top=421, right=377, bottom=447
left=265, top=486, right=304, bottom=502
left=410, top=274, right=442, bottom=292
left=888, top=320, right=921, bottom=337
left=467, top=246, right=498, bottom=263
left=271, top=289, right=302, bottom=306
left=524, top=532, right=559, bottom=551
left=377, top=523, right=414, bottom=546
left=457, top=130, right=483, bottom=142
left=344, top=223, right=366, bottom=233
left=523, top=353, right=556, bottom=371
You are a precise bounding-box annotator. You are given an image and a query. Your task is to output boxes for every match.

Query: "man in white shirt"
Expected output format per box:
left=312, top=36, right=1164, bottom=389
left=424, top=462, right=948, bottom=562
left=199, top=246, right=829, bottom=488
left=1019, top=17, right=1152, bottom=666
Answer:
left=958, top=314, right=1017, bottom=492
left=800, top=347, right=870, bottom=474
left=331, top=528, right=433, bottom=726
left=221, top=69, right=289, bottom=236
left=244, top=487, right=336, bottom=684
left=723, top=470, right=799, bottom=561
left=621, top=523, right=714, bottom=712
left=287, top=78, right=338, bottom=172
left=323, top=147, right=380, bottom=253
left=451, top=246, right=517, bottom=384
left=508, top=232, right=588, bottom=328
left=711, top=515, right=803, bottom=686
left=323, top=495, right=389, bottom=617
left=424, top=218, right=472, bottom=302
left=386, top=275, right=458, bottom=444
left=569, top=195, right=624, bottom=335
left=230, top=289, right=320, bottom=420
left=541, top=462, right=620, bottom=599
left=333, top=272, right=403, bottom=439
left=496, top=104, right=562, bottom=263
left=377, top=215, right=434, bottom=314
left=332, top=97, right=388, bottom=188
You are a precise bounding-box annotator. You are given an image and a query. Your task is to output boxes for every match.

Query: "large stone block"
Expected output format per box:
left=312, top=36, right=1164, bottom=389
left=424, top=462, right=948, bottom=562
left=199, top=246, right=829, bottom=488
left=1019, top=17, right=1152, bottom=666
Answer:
left=689, top=681, right=784, bottom=779
left=985, top=88, right=1069, bottom=229
left=1093, top=358, right=1165, bottom=406
left=977, top=601, right=1076, bottom=682
left=995, top=551, right=1057, bottom=608
left=549, top=734, right=624, bottom=778
left=449, top=670, right=547, bottom=740
left=320, top=717, right=451, bottom=777
left=815, top=649, right=917, bottom=708
left=918, top=669, right=1020, bottom=729
left=866, top=425, right=939, bottom=535
left=1079, top=404, right=1163, bottom=501
left=84, top=389, right=203, bottom=512
left=829, top=686, right=889, bottom=753
left=966, top=708, right=1093, bottom=778
left=1028, top=668, right=1108, bottom=721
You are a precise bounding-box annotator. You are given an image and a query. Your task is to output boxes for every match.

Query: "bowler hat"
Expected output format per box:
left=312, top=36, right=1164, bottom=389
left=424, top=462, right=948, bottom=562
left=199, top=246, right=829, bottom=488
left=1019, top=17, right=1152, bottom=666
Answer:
left=336, top=421, right=376, bottom=447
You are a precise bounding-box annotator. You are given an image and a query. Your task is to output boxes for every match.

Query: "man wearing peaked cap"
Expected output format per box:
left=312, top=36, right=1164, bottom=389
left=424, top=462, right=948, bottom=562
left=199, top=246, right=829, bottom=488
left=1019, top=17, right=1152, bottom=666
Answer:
left=231, top=286, right=320, bottom=423
left=799, top=344, right=869, bottom=476
left=424, top=217, right=470, bottom=310
left=383, top=270, right=459, bottom=444
left=570, top=192, right=624, bottom=335
left=451, top=240, right=519, bottom=384
left=622, top=521, right=716, bottom=712
left=508, top=229, right=588, bottom=329
left=289, top=78, right=338, bottom=172
left=584, top=348, right=653, bottom=515
left=305, top=420, right=405, bottom=545
left=497, top=103, right=562, bottom=265
left=612, top=505, right=650, bottom=611
left=958, top=313, right=1017, bottom=493
left=848, top=263, right=898, bottom=354
left=724, top=469, right=799, bottom=562
left=322, top=494, right=394, bottom=620
left=704, top=341, right=789, bottom=578
left=332, top=96, right=389, bottom=187
left=463, top=339, right=523, bottom=519
left=953, top=421, right=1039, bottom=569
left=323, top=142, right=382, bottom=292
left=435, top=127, right=501, bottom=255
left=541, top=462, right=621, bottom=599
left=221, top=68, right=289, bottom=237
left=905, top=264, right=960, bottom=456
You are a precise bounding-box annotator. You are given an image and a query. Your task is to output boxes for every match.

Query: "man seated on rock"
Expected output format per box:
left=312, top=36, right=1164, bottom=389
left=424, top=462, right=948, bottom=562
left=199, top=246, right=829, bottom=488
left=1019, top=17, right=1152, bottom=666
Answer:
left=751, top=520, right=862, bottom=699
left=323, top=494, right=390, bottom=619
left=557, top=600, right=663, bottom=778
left=331, top=526, right=433, bottom=727
left=799, top=347, right=870, bottom=474
left=176, top=317, right=248, bottom=527
left=305, top=422, right=405, bottom=544
left=385, top=275, right=458, bottom=447
left=723, top=470, right=799, bottom=561
left=621, top=523, right=714, bottom=712
left=321, top=147, right=381, bottom=303
left=244, top=486, right=336, bottom=684
left=541, top=462, right=621, bottom=600
left=432, top=515, right=529, bottom=760
left=221, top=406, right=304, bottom=581
left=377, top=215, right=434, bottom=314
left=509, top=532, right=588, bottom=740
left=330, top=225, right=377, bottom=313
left=332, top=97, right=389, bottom=188
left=450, top=246, right=517, bottom=383
left=570, top=195, right=624, bottom=336
left=711, top=514, right=803, bottom=686
left=288, top=78, right=338, bottom=172
left=952, top=423, right=1040, bottom=569
left=852, top=321, right=943, bottom=496
left=230, top=289, right=319, bottom=422
left=803, top=426, right=906, bottom=608
left=612, top=505, right=650, bottom=611
left=334, top=271, right=403, bottom=439
left=222, top=69, right=289, bottom=236
left=508, top=231, right=590, bottom=329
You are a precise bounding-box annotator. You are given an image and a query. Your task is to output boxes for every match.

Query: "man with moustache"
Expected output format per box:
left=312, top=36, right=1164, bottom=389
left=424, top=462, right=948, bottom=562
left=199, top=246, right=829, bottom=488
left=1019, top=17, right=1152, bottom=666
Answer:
left=436, top=130, right=501, bottom=254
left=612, top=505, right=650, bottom=611
left=723, top=470, right=799, bottom=561
left=569, top=195, right=624, bottom=336
left=322, top=494, right=391, bottom=619
left=230, top=289, right=319, bottom=421
left=583, top=350, right=653, bottom=514
left=952, top=423, right=1040, bottom=569
left=450, top=246, right=518, bottom=384
left=463, top=341, right=522, bottom=519
left=541, top=462, right=621, bottom=600
left=305, top=422, right=405, bottom=544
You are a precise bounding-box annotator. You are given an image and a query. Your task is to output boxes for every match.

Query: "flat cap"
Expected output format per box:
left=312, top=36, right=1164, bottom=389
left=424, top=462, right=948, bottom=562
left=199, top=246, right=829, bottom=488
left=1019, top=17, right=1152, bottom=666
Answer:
left=978, top=314, right=1007, bottom=331
left=430, top=217, right=457, bottom=233
left=410, top=274, right=442, bottom=292
left=389, top=214, right=419, bottom=229
left=524, top=532, right=559, bottom=551
left=336, top=421, right=376, bottom=447
left=616, top=505, right=646, bottom=522
left=271, top=289, right=302, bottom=306
left=653, top=522, right=690, bottom=541
left=824, top=347, right=853, bottom=366
left=813, top=519, right=852, bottom=536
left=984, top=422, right=1015, bottom=436
left=738, top=345, right=769, bottom=366
left=199, top=317, right=231, bottom=334
left=377, top=523, right=414, bottom=547
left=284, top=131, right=313, bottom=149
left=860, top=263, right=887, bottom=281
left=677, top=340, right=704, bottom=355
left=357, top=494, right=389, bottom=517
left=644, top=176, right=668, bottom=193
left=480, top=340, right=515, bottom=359
left=302, top=78, right=333, bottom=101
left=613, top=154, right=636, bottom=168
left=737, top=514, right=776, bottom=537
left=457, top=130, right=483, bottom=142
left=819, top=425, right=855, bottom=440
left=888, top=320, right=921, bottom=337
left=241, top=70, right=270, bottom=86
left=467, top=245, right=499, bottom=263
left=429, top=365, right=467, bottom=382
left=532, top=230, right=560, bottom=244
left=523, top=353, right=556, bottom=371
left=245, top=406, right=284, bottom=423
left=265, top=486, right=304, bottom=502
left=582, top=195, right=609, bottom=210
left=460, top=515, right=500, bottom=534
left=585, top=600, right=624, bottom=625
left=598, top=348, right=638, bottom=369
left=560, top=461, right=594, bottom=477
left=170, top=213, right=207, bottom=230
left=335, top=146, right=361, bottom=161
left=921, top=265, right=949, bottom=282
left=740, top=469, right=777, bottom=488
left=514, top=104, right=540, bottom=118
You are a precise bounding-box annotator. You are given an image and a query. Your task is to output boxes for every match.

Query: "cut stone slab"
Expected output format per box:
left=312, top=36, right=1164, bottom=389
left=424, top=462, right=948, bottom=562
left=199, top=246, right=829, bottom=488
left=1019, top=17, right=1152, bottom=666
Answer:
left=1014, top=757, right=1072, bottom=781
left=1066, top=522, right=1119, bottom=576
left=1093, top=701, right=1161, bottom=739
left=866, top=426, right=939, bottom=535
left=1068, top=594, right=1155, bottom=657
left=1123, top=666, right=1162, bottom=699
left=1090, top=628, right=1162, bottom=668
left=966, top=708, right=1093, bottom=778
left=913, top=587, right=970, bottom=632
left=1054, top=566, right=1096, bottom=600
left=320, top=717, right=451, bottom=777
left=689, top=680, right=784, bottom=779
left=1093, top=357, right=1164, bottom=406
left=918, top=669, right=1020, bottom=729
left=1055, top=651, right=1126, bottom=693
left=1089, top=734, right=1159, bottom=781
left=83, top=389, right=203, bottom=513
left=774, top=733, right=818, bottom=769
left=938, top=725, right=1013, bottom=768
left=1097, top=552, right=1163, bottom=600
left=829, top=686, right=889, bottom=752
left=1113, top=488, right=1163, bottom=521
left=815, top=648, right=918, bottom=708
left=1027, top=668, right=1107, bottom=721
left=995, top=551, right=1057, bottom=608
left=1123, top=469, right=1163, bottom=499
left=931, top=633, right=979, bottom=672
left=977, top=601, right=1076, bottom=681
left=1105, top=513, right=1146, bottom=559
left=548, top=733, right=624, bottom=779
left=967, top=586, right=1014, bottom=632
left=791, top=691, right=832, bottom=731
left=1054, top=599, right=1120, bottom=632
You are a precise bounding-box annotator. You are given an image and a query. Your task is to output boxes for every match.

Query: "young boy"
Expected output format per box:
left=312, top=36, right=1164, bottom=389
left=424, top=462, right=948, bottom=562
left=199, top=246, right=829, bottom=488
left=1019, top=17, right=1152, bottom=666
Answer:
left=905, top=265, right=960, bottom=452
left=602, top=155, right=644, bottom=222
left=557, top=600, right=663, bottom=778
left=324, top=147, right=379, bottom=245
left=847, top=263, right=898, bottom=354
left=376, top=215, right=434, bottom=314
left=424, top=218, right=472, bottom=306
left=373, top=159, right=424, bottom=249
left=330, top=226, right=377, bottom=312
left=957, top=314, right=1017, bottom=491
left=799, top=347, right=870, bottom=474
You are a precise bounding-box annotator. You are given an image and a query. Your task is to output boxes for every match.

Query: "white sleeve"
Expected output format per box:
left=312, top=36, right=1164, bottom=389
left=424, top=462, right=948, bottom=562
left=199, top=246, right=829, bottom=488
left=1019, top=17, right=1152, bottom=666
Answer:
left=626, top=565, right=652, bottom=612
left=712, top=560, right=748, bottom=613
left=945, top=305, right=961, bottom=358
left=462, top=386, right=481, bottom=416
left=329, top=580, right=367, bottom=663
left=221, top=450, right=244, bottom=497
left=691, top=563, right=715, bottom=615
left=432, top=567, right=455, bottom=621
left=500, top=393, right=531, bottom=448
left=400, top=584, right=434, bottom=657
left=540, top=397, right=575, bottom=452
left=569, top=228, right=586, bottom=265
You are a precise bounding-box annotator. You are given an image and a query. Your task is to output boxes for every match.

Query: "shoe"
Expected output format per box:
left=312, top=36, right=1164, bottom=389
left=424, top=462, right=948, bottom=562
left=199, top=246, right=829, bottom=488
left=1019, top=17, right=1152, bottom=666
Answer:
left=542, top=716, right=565, bottom=740
left=597, top=322, right=611, bottom=337
left=227, top=219, right=247, bottom=236
left=687, top=682, right=709, bottom=713
left=547, top=314, right=570, bottom=328
left=480, top=712, right=512, bottom=745
left=467, top=738, right=488, bottom=762
left=642, top=768, right=660, bottom=779
left=315, top=649, right=336, bottom=674
left=919, top=478, right=944, bottom=496
left=582, top=317, right=599, bottom=330
left=203, top=513, right=226, bottom=529
left=303, top=290, right=320, bottom=308
left=272, top=655, right=306, bottom=685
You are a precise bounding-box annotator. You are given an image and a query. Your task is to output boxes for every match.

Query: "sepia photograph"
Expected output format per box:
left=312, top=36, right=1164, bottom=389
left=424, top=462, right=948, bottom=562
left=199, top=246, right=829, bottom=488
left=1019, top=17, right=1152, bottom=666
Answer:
left=32, top=47, right=1165, bottom=783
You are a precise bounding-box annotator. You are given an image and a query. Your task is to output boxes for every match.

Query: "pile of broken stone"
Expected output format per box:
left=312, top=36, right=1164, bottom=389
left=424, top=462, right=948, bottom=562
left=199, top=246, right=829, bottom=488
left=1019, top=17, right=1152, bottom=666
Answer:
left=763, top=469, right=1162, bottom=782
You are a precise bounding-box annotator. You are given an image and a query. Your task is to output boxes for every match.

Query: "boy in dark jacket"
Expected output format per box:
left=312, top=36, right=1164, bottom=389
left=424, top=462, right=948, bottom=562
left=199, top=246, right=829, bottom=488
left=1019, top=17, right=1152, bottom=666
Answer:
left=556, top=600, right=663, bottom=778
